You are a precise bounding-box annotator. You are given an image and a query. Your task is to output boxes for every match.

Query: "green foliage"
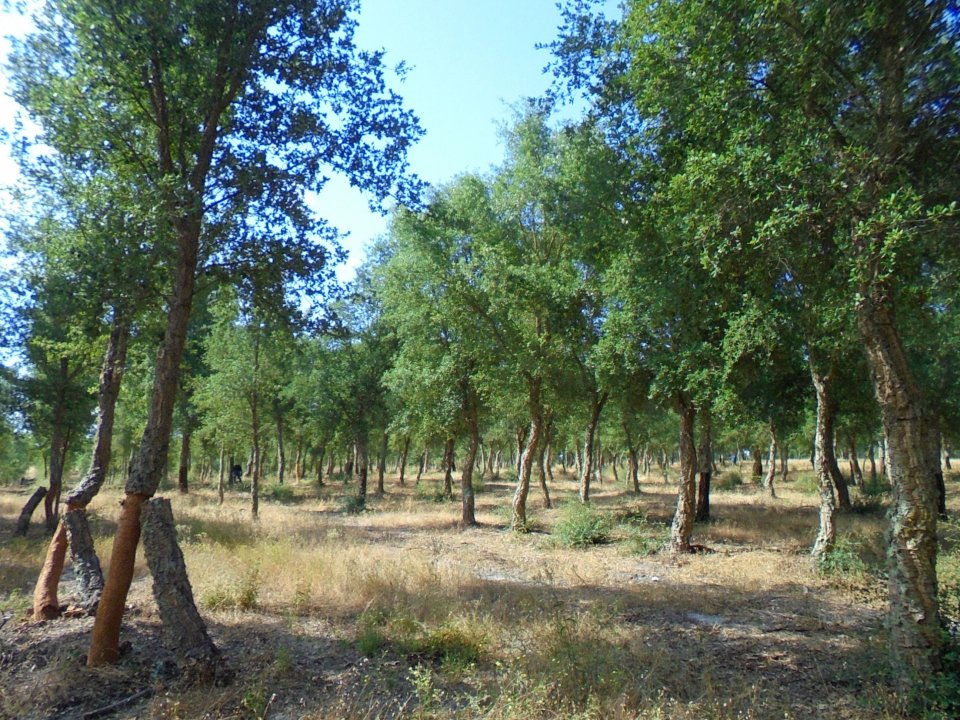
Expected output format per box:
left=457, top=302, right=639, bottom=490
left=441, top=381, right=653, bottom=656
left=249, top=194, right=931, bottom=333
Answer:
left=265, top=484, right=297, bottom=504
left=816, top=535, right=870, bottom=577
left=553, top=502, right=611, bottom=548
left=713, top=470, right=743, bottom=492
left=339, top=494, right=367, bottom=515
left=615, top=509, right=668, bottom=556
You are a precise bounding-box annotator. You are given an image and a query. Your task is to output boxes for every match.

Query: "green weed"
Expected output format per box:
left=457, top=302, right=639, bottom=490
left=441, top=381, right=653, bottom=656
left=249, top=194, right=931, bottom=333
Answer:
left=553, top=502, right=611, bottom=548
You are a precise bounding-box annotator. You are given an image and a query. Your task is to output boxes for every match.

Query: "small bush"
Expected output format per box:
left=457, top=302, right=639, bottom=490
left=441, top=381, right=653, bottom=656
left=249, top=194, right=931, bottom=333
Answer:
left=713, top=470, right=743, bottom=491
left=202, top=567, right=260, bottom=611
left=816, top=535, right=869, bottom=576
left=266, top=483, right=297, bottom=504
left=553, top=502, right=611, bottom=548
left=339, top=494, right=366, bottom=515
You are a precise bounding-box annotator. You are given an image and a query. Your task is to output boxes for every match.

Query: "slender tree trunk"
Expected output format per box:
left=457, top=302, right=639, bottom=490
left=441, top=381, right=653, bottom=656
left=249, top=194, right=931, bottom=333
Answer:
left=274, top=401, right=285, bottom=485
left=15, top=487, right=47, bottom=537
left=416, top=449, right=426, bottom=484
left=218, top=446, right=225, bottom=505
left=867, top=441, right=878, bottom=485
left=45, top=367, right=69, bottom=531
left=356, top=433, right=369, bottom=507
left=579, top=392, right=607, bottom=503
left=251, top=392, right=261, bottom=520
left=441, top=437, right=455, bottom=498
left=811, top=364, right=839, bottom=559
left=848, top=434, right=864, bottom=487
left=178, top=423, right=191, bottom=494
left=294, top=437, right=302, bottom=483
left=670, top=398, right=698, bottom=553
left=512, top=377, right=542, bottom=531
left=461, top=399, right=479, bottom=526
left=398, top=436, right=410, bottom=486
left=695, top=407, right=712, bottom=522
left=751, top=449, right=763, bottom=482
left=779, top=444, right=789, bottom=483
left=763, top=420, right=778, bottom=498
left=376, top=432, right=388, bottom=495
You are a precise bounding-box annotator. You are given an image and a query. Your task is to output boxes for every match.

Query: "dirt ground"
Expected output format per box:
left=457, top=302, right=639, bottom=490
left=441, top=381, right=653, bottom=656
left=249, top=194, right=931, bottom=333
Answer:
left=0, top=470, right=922, bottom=720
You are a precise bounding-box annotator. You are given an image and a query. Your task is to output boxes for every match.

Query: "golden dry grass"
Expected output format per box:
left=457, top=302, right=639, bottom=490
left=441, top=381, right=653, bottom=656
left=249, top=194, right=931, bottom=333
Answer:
left=0, top=463, right=948, bottom=720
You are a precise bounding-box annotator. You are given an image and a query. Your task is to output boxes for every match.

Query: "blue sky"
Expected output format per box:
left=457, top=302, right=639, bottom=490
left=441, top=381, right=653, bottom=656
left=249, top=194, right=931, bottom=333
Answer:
left=0, top=1, right=618, bottom=278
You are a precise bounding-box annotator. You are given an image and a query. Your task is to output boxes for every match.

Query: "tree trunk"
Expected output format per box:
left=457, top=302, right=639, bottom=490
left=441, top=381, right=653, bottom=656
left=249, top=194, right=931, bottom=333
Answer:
left=763, top=421, right=778, bottom=498
left=512, top=377, right=542, bottom=532
left=751, top=449, right=763, bottom=481
left=376, top=432, right=388, bottom=495
left=811, top=364, right=839, bottom=559
left=398, top=436, right=410, bottom=486
left=294, top=438, right=302, bottom=483
left=15, top=486, right=47, bottom=537
left=461, top=402, right=479, bottom=527
left=416, top=449, right=425, bottom=484
left=695, top=407, right=712, bottom=522
left=779, top=444, right=789, bottom=483
left=867, top=442, right=878, bottom=485
left=356, top=434, right=369, bottom=507
left=33, top=313, right=129, bottom=619
left=141, top=498, right=224, bottom=684
left=178, top=423, right=191, bottom=494
left=251, top=392, right=261, bottom=520
left=65, top=509, right=104, bottom=613
left=848, top=434, right=864, bottom=487
left=669, top=398, right=698, bottom=553
left=857, top=293, right=943, bottom=681
left=218, top=446, right=226, bottom=505
left=274, top=401, right=285, bottom=485
left=442, top=437, right=455, bottom=498
left=579, top=392, right=608, bottom=503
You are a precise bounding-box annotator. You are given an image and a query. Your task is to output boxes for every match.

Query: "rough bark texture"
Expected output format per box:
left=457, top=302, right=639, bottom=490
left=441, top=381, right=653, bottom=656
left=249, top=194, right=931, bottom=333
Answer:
left=512, top=378, right=542, bottom=531
left=376, top=432, right=388, bottom=495
left=141, top=498, right=224, bottom=684
left=811, top=365, right=838, bottom=559
left=695, top=409, right=712, bottom=522
left=14, top=487, right=47, bottom=537
left=858, top=295, right=943, bottom=682
left=356, top=434, right=369, bottom=505
left=847, top=435, right=864, bottom=487
left=65, top=508, right=104, bottom=613
left=763, top=421, right=778, bottom=498
left=669, top=399, right=698, bottom=553
left=811, top=367, right=852, bottom=511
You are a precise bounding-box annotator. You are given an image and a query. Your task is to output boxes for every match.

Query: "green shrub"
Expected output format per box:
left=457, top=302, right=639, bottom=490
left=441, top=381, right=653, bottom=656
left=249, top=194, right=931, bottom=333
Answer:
left=553, top=502, right=611, bottom=548
left=816, top=535, right=869, bottom=576
left=713, top=470, right=743, bottom=491
left=266, top=483, right=297, bottom=504
left=339, top=494, right=366, bottom=514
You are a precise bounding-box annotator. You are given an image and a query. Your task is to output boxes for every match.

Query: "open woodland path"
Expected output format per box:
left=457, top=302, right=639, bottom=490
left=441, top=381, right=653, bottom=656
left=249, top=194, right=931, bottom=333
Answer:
left=1, top=463, right=949, bottom=719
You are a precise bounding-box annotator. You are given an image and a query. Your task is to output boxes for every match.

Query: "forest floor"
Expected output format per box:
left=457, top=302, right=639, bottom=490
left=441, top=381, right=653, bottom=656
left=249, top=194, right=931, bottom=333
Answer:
left=1, top=463, right=958, bottom=720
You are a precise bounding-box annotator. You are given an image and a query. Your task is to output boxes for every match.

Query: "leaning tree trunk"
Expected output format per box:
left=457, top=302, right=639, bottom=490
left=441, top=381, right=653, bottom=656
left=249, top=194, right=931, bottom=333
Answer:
left=512, top=377, right=542, bottom=532
left=811, top=363, right=839, bottom=560
left=695, top=407, right=712, bottom=522
left=33, top=314, right=129, bottom=620
left=88, top=217, right=204, bottom=667
left=669, top=398, right=698, bottom=553
left=858, top=293, right=943, bottom=683
left=579, top=392, right=608, bottom=503
left=142, top=498, right=224, bottom=683
left=15, top=487, right=47, bottom=537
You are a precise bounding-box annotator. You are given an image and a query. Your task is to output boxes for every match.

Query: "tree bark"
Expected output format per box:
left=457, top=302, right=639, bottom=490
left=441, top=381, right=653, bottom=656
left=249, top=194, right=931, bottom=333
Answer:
left=811, top=363, right=838, bottom=559
left=376, top=432, right=388, bottom=495
left=218, top=446, right=226, bottom=505
left=461, top=401, right=479, bottom=527
left=512, top=377, right=542, bottom=531
left=356, top=434, right=369, bottom=506
left=178, top=423, right=191, bottom=494
left=857, top=293, right=943, bottom=680
left=14, top=486, right=47, bottom=537
left=398, top=436, right=410, bottom=486
left=442, top=437, right=455, bottom=499
left=141, top=498, right=223, bottom=684
left=579, top=391, right=608, bottom=503
left=847, top=434, right=864, bottom=487
left=695, top=407, right=712, bottom=522
left=33, top=314, right=129, bottom=619
left=669, top=398, right=698, bottom=553
left=763, top=420, right=778, bottom=498
left=274, top=400, right=285, bottom=485
left=65, top=508, right=104, bottom=613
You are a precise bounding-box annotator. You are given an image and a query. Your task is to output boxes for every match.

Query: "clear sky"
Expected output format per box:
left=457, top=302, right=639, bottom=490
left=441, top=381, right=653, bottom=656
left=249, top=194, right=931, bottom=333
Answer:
left=0, top=1, right=616, bottom=278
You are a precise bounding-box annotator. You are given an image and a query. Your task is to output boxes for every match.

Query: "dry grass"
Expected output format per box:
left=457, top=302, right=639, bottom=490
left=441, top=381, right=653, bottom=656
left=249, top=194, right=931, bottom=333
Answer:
left=0, top=463, right=948, bottom=719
